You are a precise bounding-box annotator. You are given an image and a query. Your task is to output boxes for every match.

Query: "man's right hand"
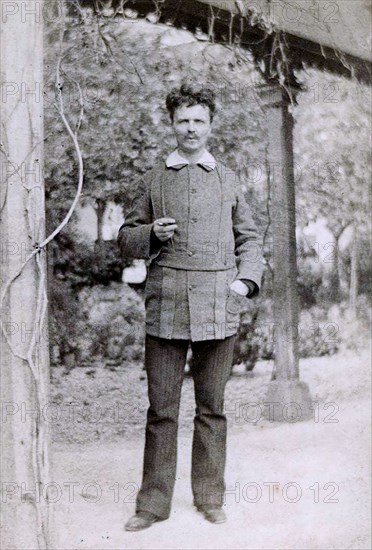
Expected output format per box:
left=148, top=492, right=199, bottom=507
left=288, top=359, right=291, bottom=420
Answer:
left=153, top=218, right=177, bottom=242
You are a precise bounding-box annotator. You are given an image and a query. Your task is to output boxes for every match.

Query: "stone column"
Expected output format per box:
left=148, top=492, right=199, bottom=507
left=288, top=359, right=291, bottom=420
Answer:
left=258, top=83, right=312, bottom=422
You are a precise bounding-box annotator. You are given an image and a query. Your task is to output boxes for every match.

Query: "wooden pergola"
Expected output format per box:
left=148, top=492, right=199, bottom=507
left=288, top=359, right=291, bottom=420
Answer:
left=1, top=0, right=371, bottom=547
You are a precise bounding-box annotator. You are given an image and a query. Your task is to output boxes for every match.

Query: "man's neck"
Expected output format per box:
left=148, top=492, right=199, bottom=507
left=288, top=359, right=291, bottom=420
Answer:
left=177, top=148, right=207, bottom=164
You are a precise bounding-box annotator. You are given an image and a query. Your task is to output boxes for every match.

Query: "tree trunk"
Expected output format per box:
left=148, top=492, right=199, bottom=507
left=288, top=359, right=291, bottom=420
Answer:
left=329, top=236, right=341, bottom=302
left=349, top=229, right=359, bottom=313
left=1, top=1, right=54, bottom=547
left=95, top=198, right=106, bottom=243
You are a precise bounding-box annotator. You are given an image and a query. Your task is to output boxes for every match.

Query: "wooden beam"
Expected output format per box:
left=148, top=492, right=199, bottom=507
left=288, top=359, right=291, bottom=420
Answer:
left=93, top=0, right=372, bottom=85
left=257, top=83, right=312, bottom=422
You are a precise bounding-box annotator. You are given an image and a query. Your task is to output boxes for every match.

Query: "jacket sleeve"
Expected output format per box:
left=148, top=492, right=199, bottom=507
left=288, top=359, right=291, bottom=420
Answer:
left=117, top=174, right=162, bottom=262
left=232, top=184, right=264, bottom=294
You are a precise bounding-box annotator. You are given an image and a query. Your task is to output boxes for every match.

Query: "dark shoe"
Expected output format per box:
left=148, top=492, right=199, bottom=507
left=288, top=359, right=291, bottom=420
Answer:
left=125, top=511, right=162, bottom=531
left=197, top=507, right=227, bottom=524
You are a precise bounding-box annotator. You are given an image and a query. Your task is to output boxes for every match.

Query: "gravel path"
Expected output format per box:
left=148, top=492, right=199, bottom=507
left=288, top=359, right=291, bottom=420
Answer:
left=50, top=358, right=271, bottom=444
left=50, top=348, right=371, bottom=549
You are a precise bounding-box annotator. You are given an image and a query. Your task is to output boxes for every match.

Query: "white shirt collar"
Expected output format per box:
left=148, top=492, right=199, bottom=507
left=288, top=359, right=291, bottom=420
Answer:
left=165, top=149, right=216, bottom=172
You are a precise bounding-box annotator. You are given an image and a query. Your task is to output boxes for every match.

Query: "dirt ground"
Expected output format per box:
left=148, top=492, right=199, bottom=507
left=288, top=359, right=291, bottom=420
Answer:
left=50, top=347, right=371, bottom=549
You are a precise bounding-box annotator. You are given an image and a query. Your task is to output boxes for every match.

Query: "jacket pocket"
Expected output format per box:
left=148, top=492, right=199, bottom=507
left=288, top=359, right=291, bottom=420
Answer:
left=226, top=287, right=246, bottom=315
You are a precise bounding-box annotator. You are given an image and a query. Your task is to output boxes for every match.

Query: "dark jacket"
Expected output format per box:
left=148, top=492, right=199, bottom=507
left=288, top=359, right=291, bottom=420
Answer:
left=118, top=159, right=263, bottom=340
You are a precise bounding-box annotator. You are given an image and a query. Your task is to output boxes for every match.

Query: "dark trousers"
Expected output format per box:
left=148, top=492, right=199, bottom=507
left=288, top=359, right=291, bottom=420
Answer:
left=136, top=334, right=236, bottom=519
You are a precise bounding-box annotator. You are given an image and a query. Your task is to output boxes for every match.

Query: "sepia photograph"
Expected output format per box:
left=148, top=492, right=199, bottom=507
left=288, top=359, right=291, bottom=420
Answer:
left=1, top=1, right=371, bottom=548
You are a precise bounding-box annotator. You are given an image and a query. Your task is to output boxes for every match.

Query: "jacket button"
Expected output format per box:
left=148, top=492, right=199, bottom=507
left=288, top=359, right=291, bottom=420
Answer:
left=188, top=251, right=193, bottom=256
left=191, top=188, right=197, bottom=194
left=191, top=218, right=197, bottom=224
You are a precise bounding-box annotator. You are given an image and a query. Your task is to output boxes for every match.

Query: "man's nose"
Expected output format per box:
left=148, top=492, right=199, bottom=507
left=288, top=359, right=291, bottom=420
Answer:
left=187, top=121, right=196, bottom=132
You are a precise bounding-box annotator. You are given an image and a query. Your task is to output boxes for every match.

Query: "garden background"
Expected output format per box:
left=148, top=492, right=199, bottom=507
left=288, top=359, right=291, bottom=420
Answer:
left=44, top=7, right=371, bottom=374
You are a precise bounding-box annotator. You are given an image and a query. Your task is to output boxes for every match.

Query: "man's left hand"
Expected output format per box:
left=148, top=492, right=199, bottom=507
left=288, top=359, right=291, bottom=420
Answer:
left=229, top=280, right=249, bottom=296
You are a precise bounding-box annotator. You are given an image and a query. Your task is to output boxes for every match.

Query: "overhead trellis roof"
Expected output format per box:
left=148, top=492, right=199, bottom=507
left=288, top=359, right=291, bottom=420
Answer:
left=81, top=0, right=372, bottom=84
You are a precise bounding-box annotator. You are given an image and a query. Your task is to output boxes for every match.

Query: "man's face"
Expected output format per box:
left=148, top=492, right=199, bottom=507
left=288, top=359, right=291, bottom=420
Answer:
left=172, top=104, right=212, bottom=155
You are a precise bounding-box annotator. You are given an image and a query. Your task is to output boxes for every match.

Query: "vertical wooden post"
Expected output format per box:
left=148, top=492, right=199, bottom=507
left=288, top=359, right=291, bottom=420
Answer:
left=1, top=1, right=53, bottom=547
left=258, top=84, right=312, bottom=422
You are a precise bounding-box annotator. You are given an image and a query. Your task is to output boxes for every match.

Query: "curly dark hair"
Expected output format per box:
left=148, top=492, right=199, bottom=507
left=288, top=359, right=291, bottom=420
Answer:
left=166, top=82, right=216, bottom=122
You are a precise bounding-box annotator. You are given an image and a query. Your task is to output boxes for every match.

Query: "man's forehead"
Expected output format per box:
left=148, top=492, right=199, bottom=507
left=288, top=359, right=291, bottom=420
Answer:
left=173, top=104, right=210, bottom=119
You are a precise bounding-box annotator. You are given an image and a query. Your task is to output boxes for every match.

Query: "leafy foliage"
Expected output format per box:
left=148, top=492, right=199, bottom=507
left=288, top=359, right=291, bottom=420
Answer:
left=49, top=233, right=124, bottom=288
left=294, top=68, right=371, bottom=238
left=44, top=15, right=268, bottom=216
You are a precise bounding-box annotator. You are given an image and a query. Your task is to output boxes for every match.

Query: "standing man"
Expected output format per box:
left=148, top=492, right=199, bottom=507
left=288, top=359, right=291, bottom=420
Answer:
left=118, top=83, right=263, bottom=530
